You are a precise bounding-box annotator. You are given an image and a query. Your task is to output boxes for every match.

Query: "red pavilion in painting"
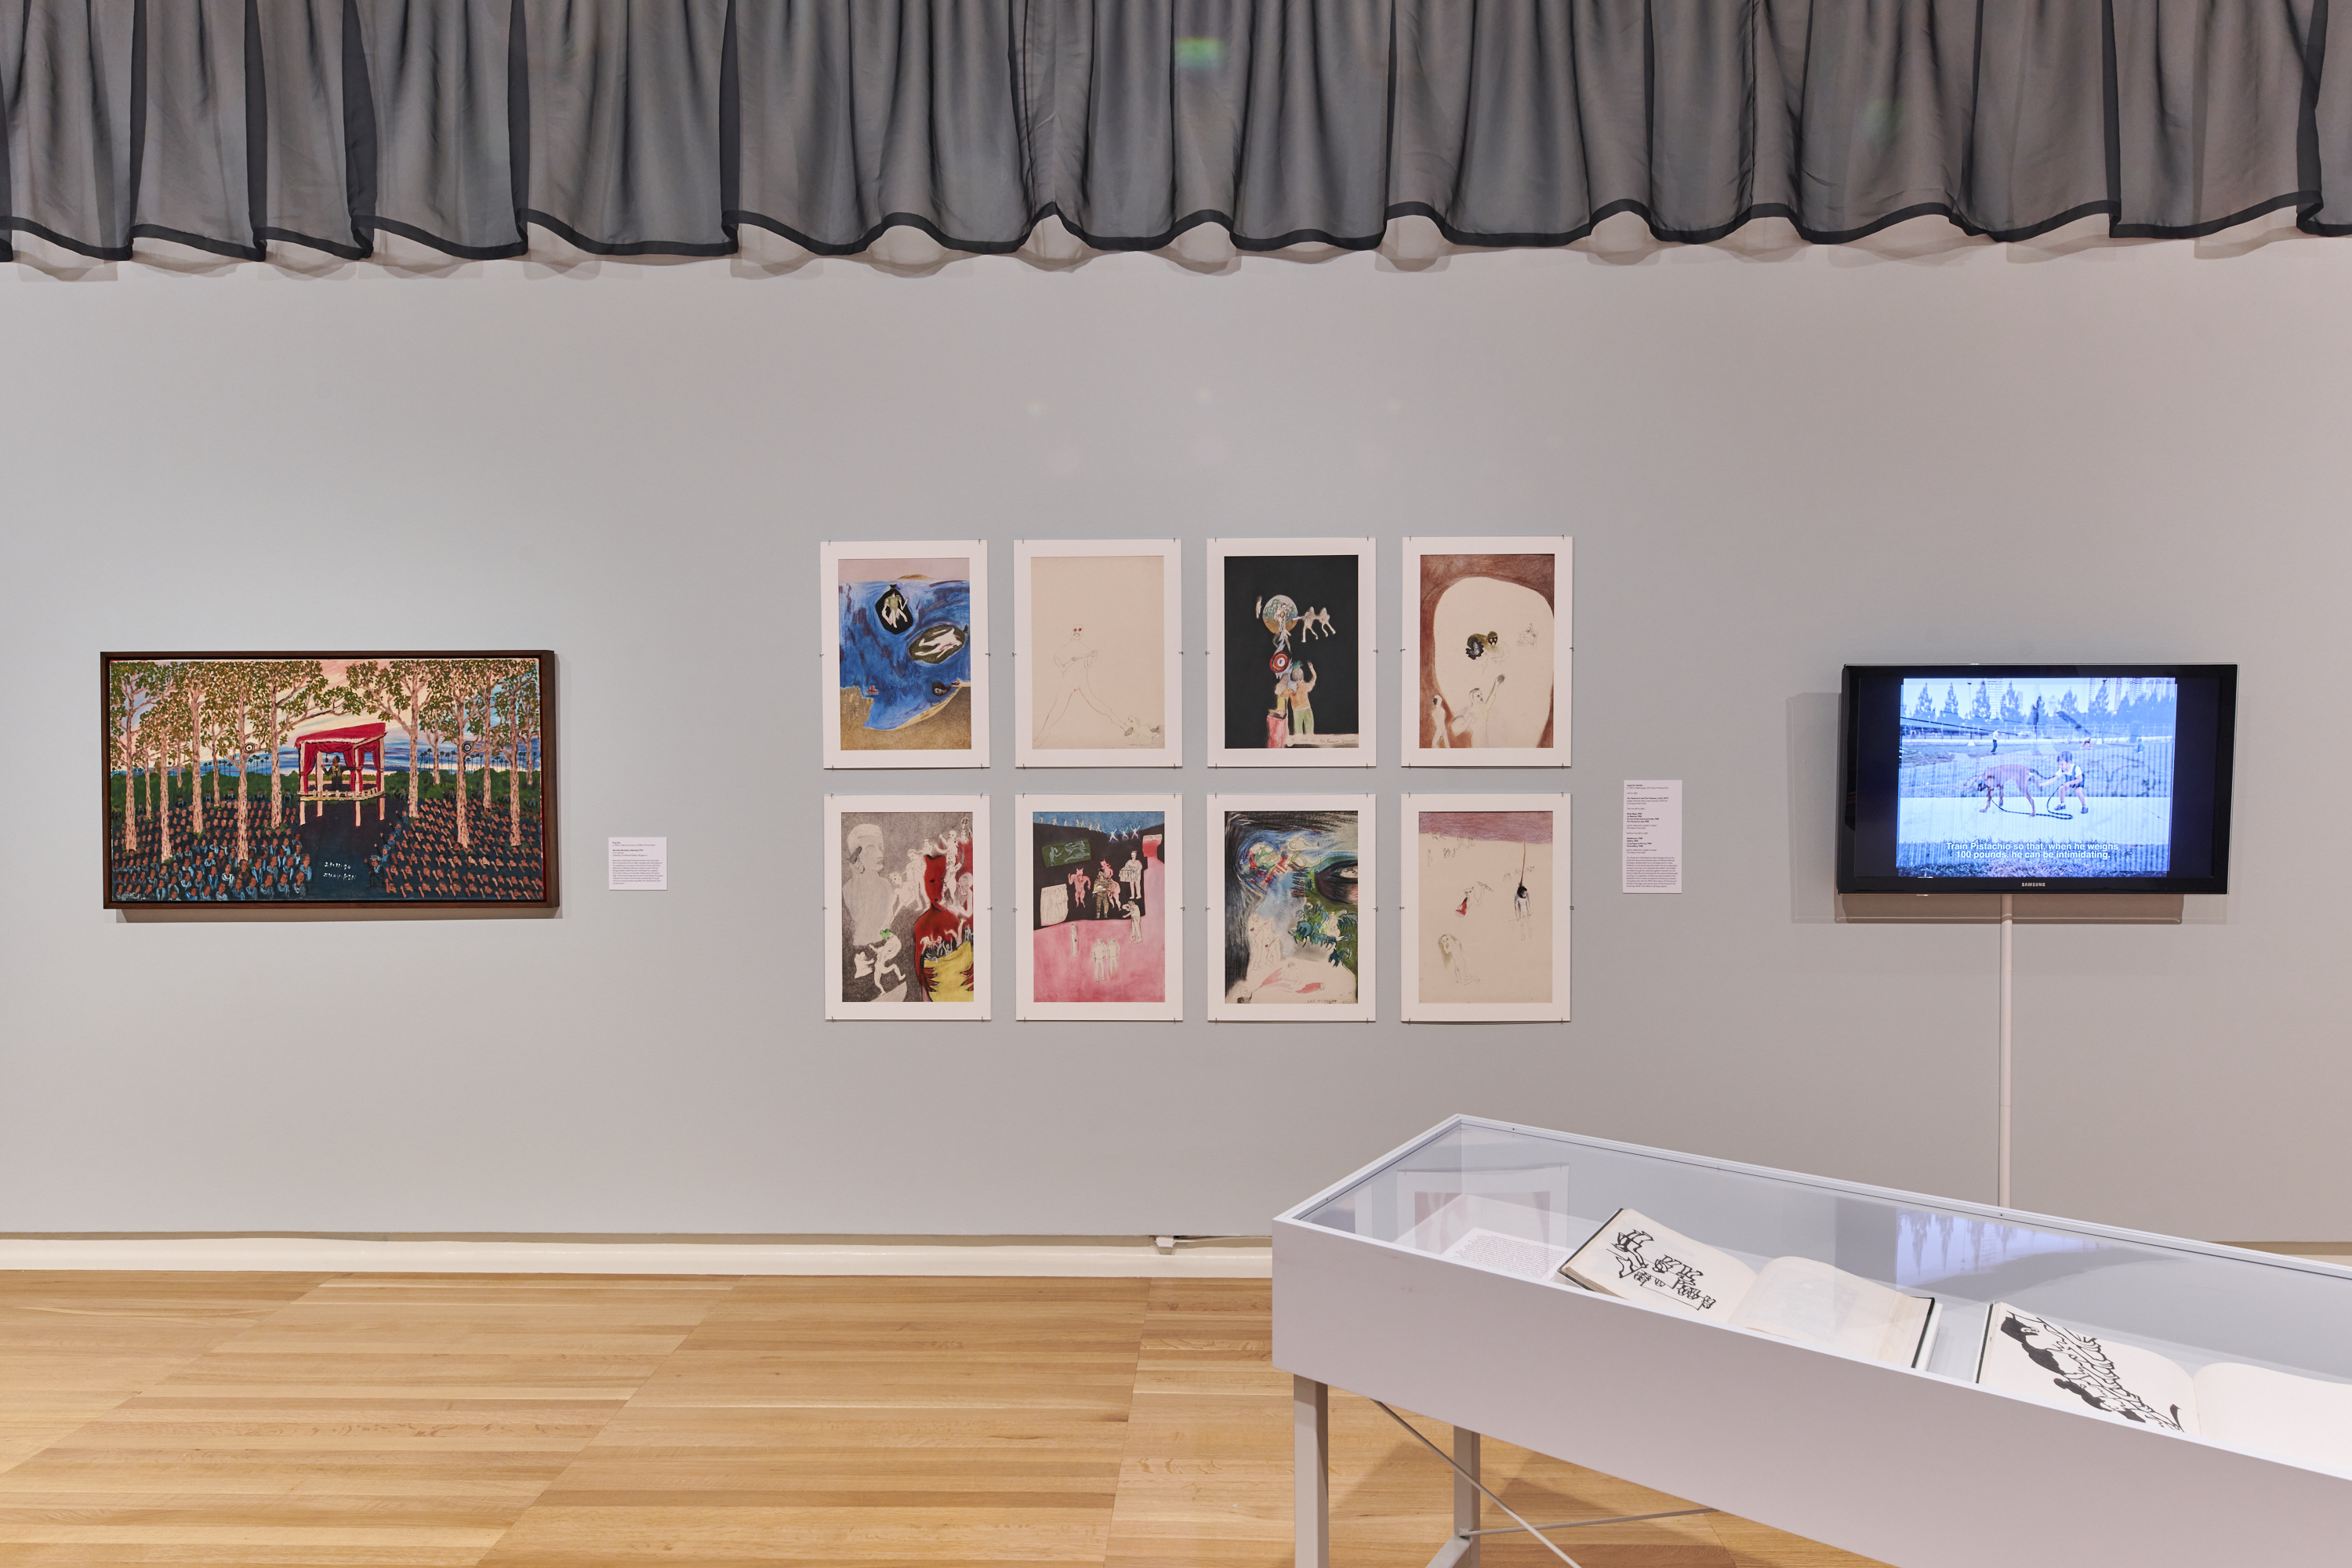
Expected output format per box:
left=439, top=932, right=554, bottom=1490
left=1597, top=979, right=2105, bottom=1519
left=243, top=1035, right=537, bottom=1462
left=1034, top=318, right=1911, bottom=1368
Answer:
left=296, top=722, right=387, bottom=824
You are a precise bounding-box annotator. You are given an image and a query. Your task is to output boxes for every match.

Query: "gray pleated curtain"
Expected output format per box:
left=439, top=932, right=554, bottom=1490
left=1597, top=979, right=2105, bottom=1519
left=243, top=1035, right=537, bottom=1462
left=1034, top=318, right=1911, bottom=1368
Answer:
left=0, top=1, right=2340, bottom=264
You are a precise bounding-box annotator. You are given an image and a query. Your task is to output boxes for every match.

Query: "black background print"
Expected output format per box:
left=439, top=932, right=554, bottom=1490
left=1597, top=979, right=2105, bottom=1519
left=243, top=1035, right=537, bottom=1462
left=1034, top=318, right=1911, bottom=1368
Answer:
left=1221, top=554, right=1361, bottom=750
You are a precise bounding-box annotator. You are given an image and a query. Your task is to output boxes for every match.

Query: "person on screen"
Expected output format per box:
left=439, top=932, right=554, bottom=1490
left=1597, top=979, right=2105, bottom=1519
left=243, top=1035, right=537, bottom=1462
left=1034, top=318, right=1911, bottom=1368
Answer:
left=2047, top=750, right=2090, bottom=816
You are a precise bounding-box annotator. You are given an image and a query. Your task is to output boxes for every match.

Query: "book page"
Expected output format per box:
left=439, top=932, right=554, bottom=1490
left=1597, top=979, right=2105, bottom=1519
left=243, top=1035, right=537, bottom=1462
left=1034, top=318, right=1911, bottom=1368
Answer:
left=1440, top=1226, right=1572, bottom=1283
left=2191, top=1361, right=2352, bottom=1474
left=1977, top=1303, right=2200, bottom=1436
left=1915, top=1298, right=1944, bottom=1372
left=1728, top=1255, right=1934, bottom=1367
left=1396, top=1192, right=1567, bottom=1260
left=1559, top=1208, right=1758, bottom=1322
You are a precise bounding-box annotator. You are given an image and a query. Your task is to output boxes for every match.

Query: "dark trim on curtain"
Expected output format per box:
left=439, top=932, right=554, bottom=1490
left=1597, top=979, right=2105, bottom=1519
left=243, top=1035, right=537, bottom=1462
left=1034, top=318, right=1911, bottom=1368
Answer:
left=0, top=9, right=11, bottom=263
left=3, top=0, right=2347, bottom=263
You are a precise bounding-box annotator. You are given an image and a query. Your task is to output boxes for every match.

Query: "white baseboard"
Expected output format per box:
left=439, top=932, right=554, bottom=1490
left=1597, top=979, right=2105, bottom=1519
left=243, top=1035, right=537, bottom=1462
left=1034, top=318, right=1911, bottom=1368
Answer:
left=0, top=1235, right=1274, bottom=1278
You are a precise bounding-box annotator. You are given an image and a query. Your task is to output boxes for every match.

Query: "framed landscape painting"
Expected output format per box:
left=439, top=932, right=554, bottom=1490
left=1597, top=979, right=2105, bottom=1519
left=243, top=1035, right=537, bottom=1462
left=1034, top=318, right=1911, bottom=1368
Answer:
left=825, top=795, right=990, bottom=1021
left=1206, top=539, right=1375, bottom=768
left=1399, top=794, right=1570, bottom=1022
left=1206, top=794, right=1374, bottom=1022
left=1401, top=537, right=1571, bottom=766
left=1012, top=539, right=1181, bottom=768
left=823, top=540, right=989, bottom=768
left=1014, top=795, right=1181, bottom=1021
left=103, top=652, right=556, bottom=909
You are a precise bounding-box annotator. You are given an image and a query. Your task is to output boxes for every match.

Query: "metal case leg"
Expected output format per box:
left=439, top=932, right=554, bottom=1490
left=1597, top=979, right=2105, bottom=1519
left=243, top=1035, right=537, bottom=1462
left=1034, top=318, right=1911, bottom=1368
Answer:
left=1295, top=1376, right=1330, bottom=1568
left=1451, top=1428, right=1481, bottom=1568
left=1420, top=1424, right=1483, bottom=1568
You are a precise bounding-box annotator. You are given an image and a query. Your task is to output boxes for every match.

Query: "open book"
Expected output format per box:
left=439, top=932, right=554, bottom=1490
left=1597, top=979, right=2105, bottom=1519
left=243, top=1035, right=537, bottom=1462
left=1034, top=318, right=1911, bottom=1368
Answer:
left=1978, top=1302, right=2352, bottom=1473
left=1557, top=1207, right=1940, bottom=1369
left=1439, top=1226, right=1571, bottom=1282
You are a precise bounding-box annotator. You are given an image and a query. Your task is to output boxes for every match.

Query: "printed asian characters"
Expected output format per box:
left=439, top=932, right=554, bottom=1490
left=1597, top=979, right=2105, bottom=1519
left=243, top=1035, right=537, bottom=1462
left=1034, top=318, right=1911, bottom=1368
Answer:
left=1207, top=797, right=1375, bottom=1021
left=822, top=543, right=990, bottom=768
left=1606, top=1225, right=1722, bottom=1312
left=826, top=797, right=990, bottom=1020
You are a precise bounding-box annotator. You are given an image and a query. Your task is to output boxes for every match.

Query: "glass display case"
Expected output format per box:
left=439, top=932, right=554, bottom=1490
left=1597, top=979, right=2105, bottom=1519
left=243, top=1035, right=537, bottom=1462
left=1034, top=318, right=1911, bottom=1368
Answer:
left=1273, top=1116, right=2351, bottom=1568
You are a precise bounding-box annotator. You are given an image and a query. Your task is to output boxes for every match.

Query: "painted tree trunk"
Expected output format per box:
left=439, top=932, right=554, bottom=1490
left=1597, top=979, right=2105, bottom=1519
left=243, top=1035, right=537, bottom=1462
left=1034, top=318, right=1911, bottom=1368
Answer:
left=187, top=750, right=205, bottom=836
left=508, top=739, right=521, bottom=847
left=158, top=768, right=174, bottom=861
left=453, top=714, right=470, bottom=851
left=234, top=754, right=250, bottom=862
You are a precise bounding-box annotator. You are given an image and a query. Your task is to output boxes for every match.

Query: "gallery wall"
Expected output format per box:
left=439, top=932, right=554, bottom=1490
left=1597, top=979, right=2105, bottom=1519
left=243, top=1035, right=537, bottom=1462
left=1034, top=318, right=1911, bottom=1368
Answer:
left=2, top=224, right=2345, bottom=1241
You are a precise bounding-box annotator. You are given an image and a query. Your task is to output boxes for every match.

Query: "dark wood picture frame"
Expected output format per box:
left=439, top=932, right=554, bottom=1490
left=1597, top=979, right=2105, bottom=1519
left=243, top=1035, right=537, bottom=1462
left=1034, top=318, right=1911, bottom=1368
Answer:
left=101, top=651, right=559, bottom=910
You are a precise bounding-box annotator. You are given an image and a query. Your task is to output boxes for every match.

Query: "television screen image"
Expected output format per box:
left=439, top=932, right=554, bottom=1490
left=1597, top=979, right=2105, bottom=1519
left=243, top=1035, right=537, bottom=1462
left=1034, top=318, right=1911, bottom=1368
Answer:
left=1896, top=675, right=2176, bottom=880
left=1838, top=665, right=2234, bottom=895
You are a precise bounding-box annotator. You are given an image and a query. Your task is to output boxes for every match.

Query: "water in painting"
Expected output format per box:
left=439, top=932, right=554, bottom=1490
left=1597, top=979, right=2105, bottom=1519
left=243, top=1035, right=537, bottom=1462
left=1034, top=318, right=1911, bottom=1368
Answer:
left=837, top=555, right=975, bottom=752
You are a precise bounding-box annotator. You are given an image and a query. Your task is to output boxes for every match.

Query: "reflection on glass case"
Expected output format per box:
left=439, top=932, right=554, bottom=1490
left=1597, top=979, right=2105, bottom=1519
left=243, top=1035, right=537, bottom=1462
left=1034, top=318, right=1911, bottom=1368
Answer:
left=1274, top=1116, right=2351, bottom=1568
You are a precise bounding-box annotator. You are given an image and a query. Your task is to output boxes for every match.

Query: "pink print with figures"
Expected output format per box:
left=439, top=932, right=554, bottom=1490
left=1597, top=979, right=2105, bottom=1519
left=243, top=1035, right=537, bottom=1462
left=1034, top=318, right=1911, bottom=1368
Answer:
left=1017, top=799, right=1182, bottom=1021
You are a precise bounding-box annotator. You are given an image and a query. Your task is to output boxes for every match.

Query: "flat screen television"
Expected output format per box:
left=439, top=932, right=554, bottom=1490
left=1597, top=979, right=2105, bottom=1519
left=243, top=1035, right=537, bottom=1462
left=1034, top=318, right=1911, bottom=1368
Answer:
left=1838, top=665, right=2235, bottom=895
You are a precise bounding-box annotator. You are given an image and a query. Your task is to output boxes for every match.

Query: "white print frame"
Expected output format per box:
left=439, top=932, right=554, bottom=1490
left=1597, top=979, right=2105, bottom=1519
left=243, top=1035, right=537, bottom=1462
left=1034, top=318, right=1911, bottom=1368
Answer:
left=821, top=539, right=990, bottom=769
left=1014, top=795, right=1184, bottom=1022
left=1400, top=536, right=1572, bottom=767
left=824, top=794, right=991, bottom=1021
left=1205, top=793, right=1376, bottom=1022
left=1206, top=537, right=1376, bottom=768
left=1012, top=539, right=1183, bottom=768
left=1399, top=793, right=1571, bottom=1023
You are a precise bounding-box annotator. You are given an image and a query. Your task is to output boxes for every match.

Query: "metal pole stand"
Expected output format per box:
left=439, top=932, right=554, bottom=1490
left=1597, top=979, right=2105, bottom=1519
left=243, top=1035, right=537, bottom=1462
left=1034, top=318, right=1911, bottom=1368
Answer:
left=1294, top=1376, right=1329, bottom=1568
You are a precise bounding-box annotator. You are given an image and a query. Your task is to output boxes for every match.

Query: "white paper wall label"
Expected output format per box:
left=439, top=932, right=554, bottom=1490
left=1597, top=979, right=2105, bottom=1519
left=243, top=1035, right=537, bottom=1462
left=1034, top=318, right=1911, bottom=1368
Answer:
left=608, top=837, right=669, bottom=891
left=1623, top=781, right=1682, bottom=895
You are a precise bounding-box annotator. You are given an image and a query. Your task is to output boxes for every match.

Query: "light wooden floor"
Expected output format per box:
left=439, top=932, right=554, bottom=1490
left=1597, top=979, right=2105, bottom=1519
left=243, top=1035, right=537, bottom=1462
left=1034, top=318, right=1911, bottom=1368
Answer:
left=0, top=1273, right=1886, bottom=1566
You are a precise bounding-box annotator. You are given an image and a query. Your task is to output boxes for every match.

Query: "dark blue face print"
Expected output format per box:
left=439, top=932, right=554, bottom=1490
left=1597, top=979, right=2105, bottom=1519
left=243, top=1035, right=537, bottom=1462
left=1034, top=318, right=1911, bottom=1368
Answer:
left=839, top=577, right=972, bottom=731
